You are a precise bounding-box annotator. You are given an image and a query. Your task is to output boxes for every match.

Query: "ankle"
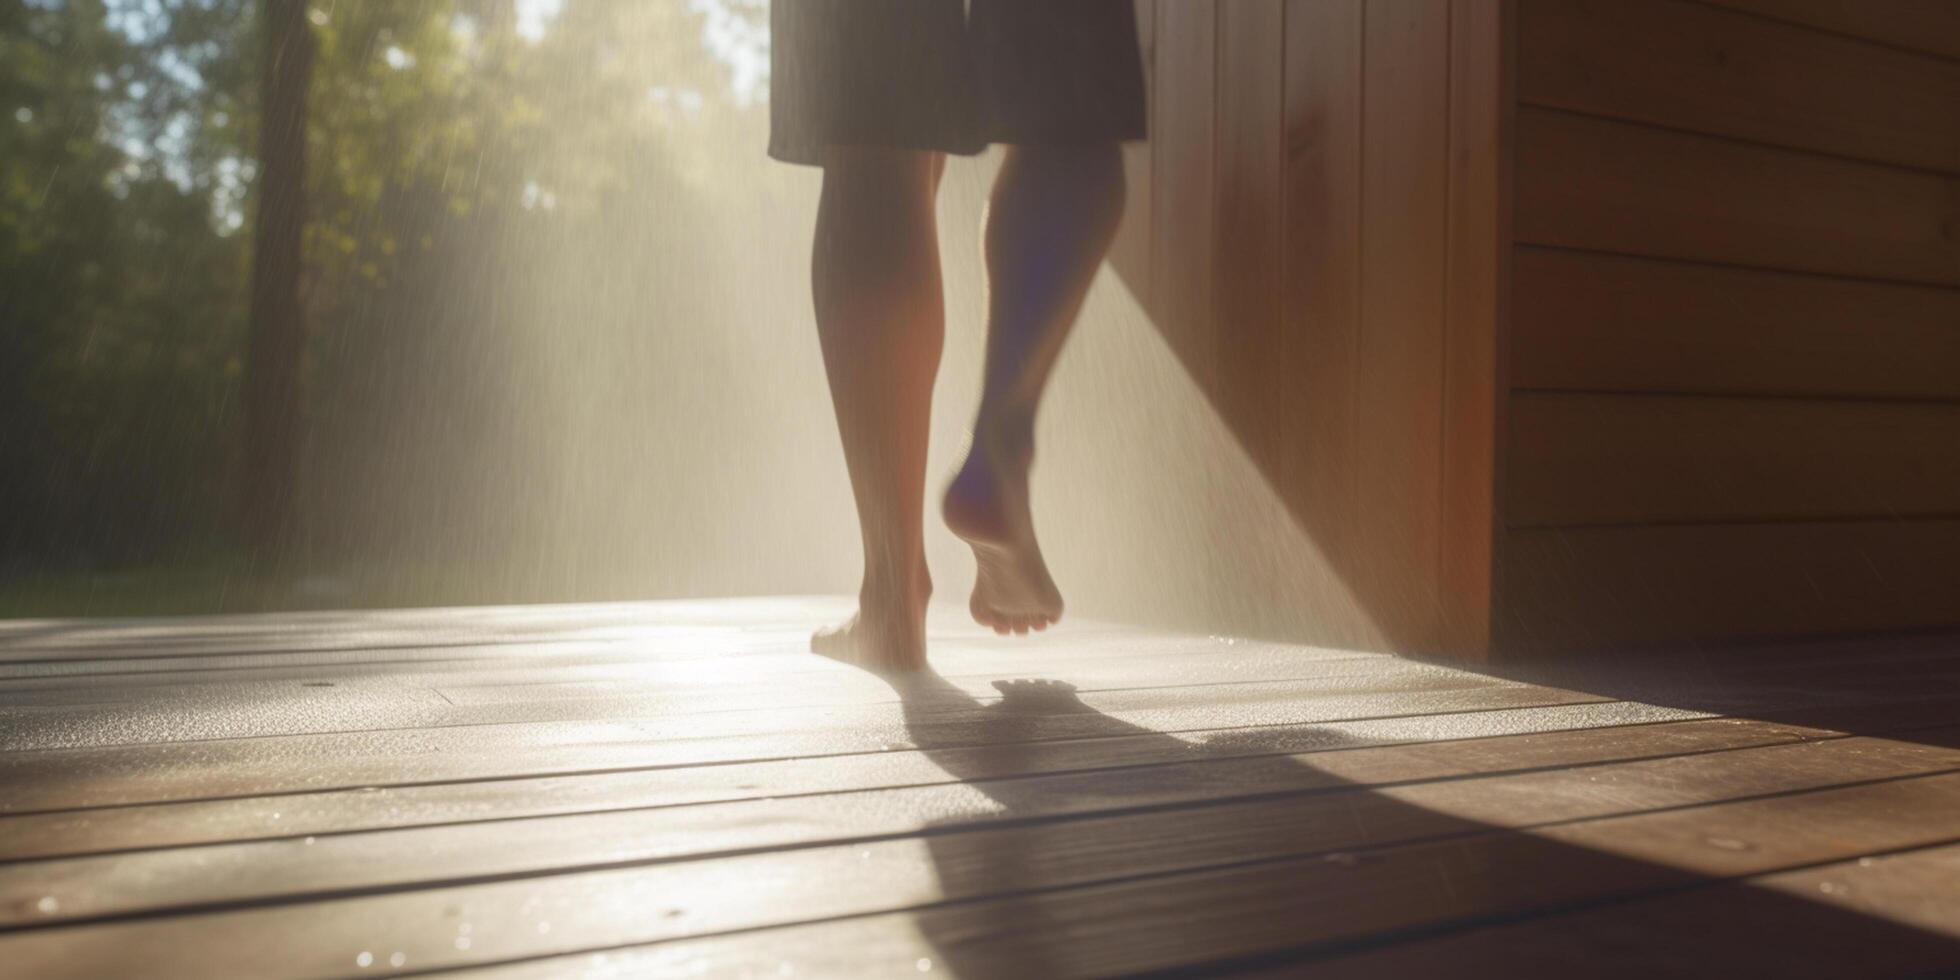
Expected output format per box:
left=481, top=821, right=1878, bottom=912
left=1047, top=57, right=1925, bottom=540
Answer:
left=861, top=565, right=931, bottom=610
left=971, top=409, right=1035, bottom=467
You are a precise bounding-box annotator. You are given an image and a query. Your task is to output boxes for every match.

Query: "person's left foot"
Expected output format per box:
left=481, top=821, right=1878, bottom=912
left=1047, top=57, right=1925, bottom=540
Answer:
left=943, top=427, right=1063, bottom=636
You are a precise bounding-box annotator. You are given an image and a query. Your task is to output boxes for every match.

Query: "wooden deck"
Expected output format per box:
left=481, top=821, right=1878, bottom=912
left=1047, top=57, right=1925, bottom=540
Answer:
left=1, top=597, right=1957, bottom=978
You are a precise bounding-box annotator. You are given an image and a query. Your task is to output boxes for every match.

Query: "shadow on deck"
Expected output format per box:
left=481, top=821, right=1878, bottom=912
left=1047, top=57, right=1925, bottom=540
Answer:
left=0, top=597, right=1955, bottom=976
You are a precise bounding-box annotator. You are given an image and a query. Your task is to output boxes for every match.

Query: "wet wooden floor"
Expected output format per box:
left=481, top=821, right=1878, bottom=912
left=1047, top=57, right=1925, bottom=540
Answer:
left=1, top=597, right=1957, bottom=978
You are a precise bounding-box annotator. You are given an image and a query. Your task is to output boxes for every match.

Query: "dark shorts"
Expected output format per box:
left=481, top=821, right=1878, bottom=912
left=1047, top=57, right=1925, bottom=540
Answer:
left=768, top=0, right=1147, bottom=166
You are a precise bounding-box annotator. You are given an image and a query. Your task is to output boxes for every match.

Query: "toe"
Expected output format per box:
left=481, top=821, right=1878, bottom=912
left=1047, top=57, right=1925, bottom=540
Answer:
left=810, top=624, right=845, bottom=655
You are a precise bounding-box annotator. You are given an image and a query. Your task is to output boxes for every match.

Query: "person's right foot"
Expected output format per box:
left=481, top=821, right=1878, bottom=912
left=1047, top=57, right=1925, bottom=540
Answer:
left=811, top=568, right=931, bottom=673
left=943, top=429, right=1063, bottom=635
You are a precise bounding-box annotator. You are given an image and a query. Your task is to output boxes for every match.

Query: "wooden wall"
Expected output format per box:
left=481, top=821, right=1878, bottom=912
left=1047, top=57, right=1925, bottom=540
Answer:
left=1117, top=0, right=1959, bottom=657
left=1499, top=0, right=1960, bottom=651
left=1110, top=0, right=1507, bottom=658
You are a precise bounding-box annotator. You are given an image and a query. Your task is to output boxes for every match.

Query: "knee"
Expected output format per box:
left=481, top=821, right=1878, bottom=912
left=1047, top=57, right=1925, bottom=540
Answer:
left=820, top=147, right=942, bottom=202
left=1002, top=143, right=1127, bottom=215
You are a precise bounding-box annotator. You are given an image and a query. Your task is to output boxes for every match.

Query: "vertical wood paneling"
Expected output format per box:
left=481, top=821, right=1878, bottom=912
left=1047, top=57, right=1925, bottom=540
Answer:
left=1215, top=0, right=1288, bottom=466
left=1439, top=0, right=1510, bottom=658
left=1358, top=0, right=1454, bottom=648
left=1135, top=0, right=1508, bottom=658
left=1150, top=0, right=1218, bottom=387
left=1281, top=0, right=1365, bottom=587
left=1108, top=0, right=1156, bottom=302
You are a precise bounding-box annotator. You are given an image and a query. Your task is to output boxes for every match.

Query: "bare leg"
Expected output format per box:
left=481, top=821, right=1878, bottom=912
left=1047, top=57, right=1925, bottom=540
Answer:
left=944, top=145, right=1126, bottom=635
left=809, top=148, right=946, bottom=672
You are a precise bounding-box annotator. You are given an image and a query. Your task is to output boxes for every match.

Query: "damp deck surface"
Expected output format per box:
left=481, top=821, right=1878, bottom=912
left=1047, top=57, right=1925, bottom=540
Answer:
left=1, top=596, right=1957, bottom=978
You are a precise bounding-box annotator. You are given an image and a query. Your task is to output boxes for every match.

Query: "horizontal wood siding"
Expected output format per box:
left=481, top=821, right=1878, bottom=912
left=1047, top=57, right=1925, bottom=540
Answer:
left=1501, top=1, right=1960, bottom=652
left=1511, top=248, right=1960, bottom=400
left=1520, top=0, right=1960, bottom=173
left=1699, top=0, right=1960, bottom=60
left=1508, top=394, right=1960, bottom=526
left=1515, top=108, right=1960, bottom=288
left=1506, top=522, right=1960, bottom=650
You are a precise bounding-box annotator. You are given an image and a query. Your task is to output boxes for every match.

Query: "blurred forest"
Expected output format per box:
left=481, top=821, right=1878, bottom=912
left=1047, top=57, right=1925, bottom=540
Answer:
left=2, top=0, right=804, bottom=614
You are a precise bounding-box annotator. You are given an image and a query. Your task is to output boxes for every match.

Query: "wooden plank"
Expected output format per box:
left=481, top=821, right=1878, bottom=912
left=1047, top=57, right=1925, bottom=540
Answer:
left=1308, top=847, right=1960, bottom=978
left=41, top=703, right=1960, bottom=902
left=0, top=647, right=1402, bottom=713
left=1356, top=0, right=1454, bottom=649
left=1503, top=520, right=1960, bottom=651
left=22, top=682, right=1958, bottom=862
left=0, top=653, right=1517, bottom=754
left=0, top=699, right=1751, bottom=862
left=23, top=717, right=1958, bottom=929
left=1520, top=0, right=1960, bottom=173
left=472, top=840, right=1960, bottom=979
left=1508, top=393, right=1960, bottom=526
left=0, top=682, right=1616, bottom=812
left=765, top=771, right=1960, bottom=976
left=23, top=723, right=1960, bottom=941
left=1148, top=0, right=1217, bottom=385
left=8, top=759, right=1958, bottom=977
left=0, top=597, right=860, bottom=658
left=1280, top=0, right=1364, bottom=603
left=1701, top=0, right=1960, bottom=61
left=1511, top=247, right=1960, bottom=399
left=1514, top=106, right=1960, bottom=287
left=0, top=619, right=1350, bottom=679
left=0, top=644, right=1401, bottom=722
left=37, top=698, right=1960, bottom=862
left=0, top=644, right=681, bottom=682
left=1438, top=0, right=1512, bottom=657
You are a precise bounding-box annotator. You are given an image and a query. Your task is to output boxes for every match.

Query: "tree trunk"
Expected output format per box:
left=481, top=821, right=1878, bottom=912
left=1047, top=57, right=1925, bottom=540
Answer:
left=244, top=0, right=312, bottom=565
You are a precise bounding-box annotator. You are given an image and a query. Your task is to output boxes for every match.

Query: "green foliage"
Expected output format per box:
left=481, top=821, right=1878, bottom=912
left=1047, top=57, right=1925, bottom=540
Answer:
left=2, top=0, right=251, bottom=566
left=2, top=0, right=780, bottom=604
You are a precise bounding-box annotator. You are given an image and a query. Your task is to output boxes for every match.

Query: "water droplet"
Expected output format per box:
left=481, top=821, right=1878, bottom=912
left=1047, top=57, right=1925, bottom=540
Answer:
left=355, top=951, right=373, bottom=968
left=1819, top=881, right=1845, bottom=895
left=537, top=921, right=552, bottom=934
left=916, top=958, right=933, bottom=972
left=454, top=937, right=473, bottom=951
left=35, top=896, right=59, bottom=914
left=1705, top=836, right=1751, bottom=851
left=389, top=953, right=407, bottom=968
left=303, top=836, right=316, bottom=845
left=1858, top=857, right=1877, bottom=868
